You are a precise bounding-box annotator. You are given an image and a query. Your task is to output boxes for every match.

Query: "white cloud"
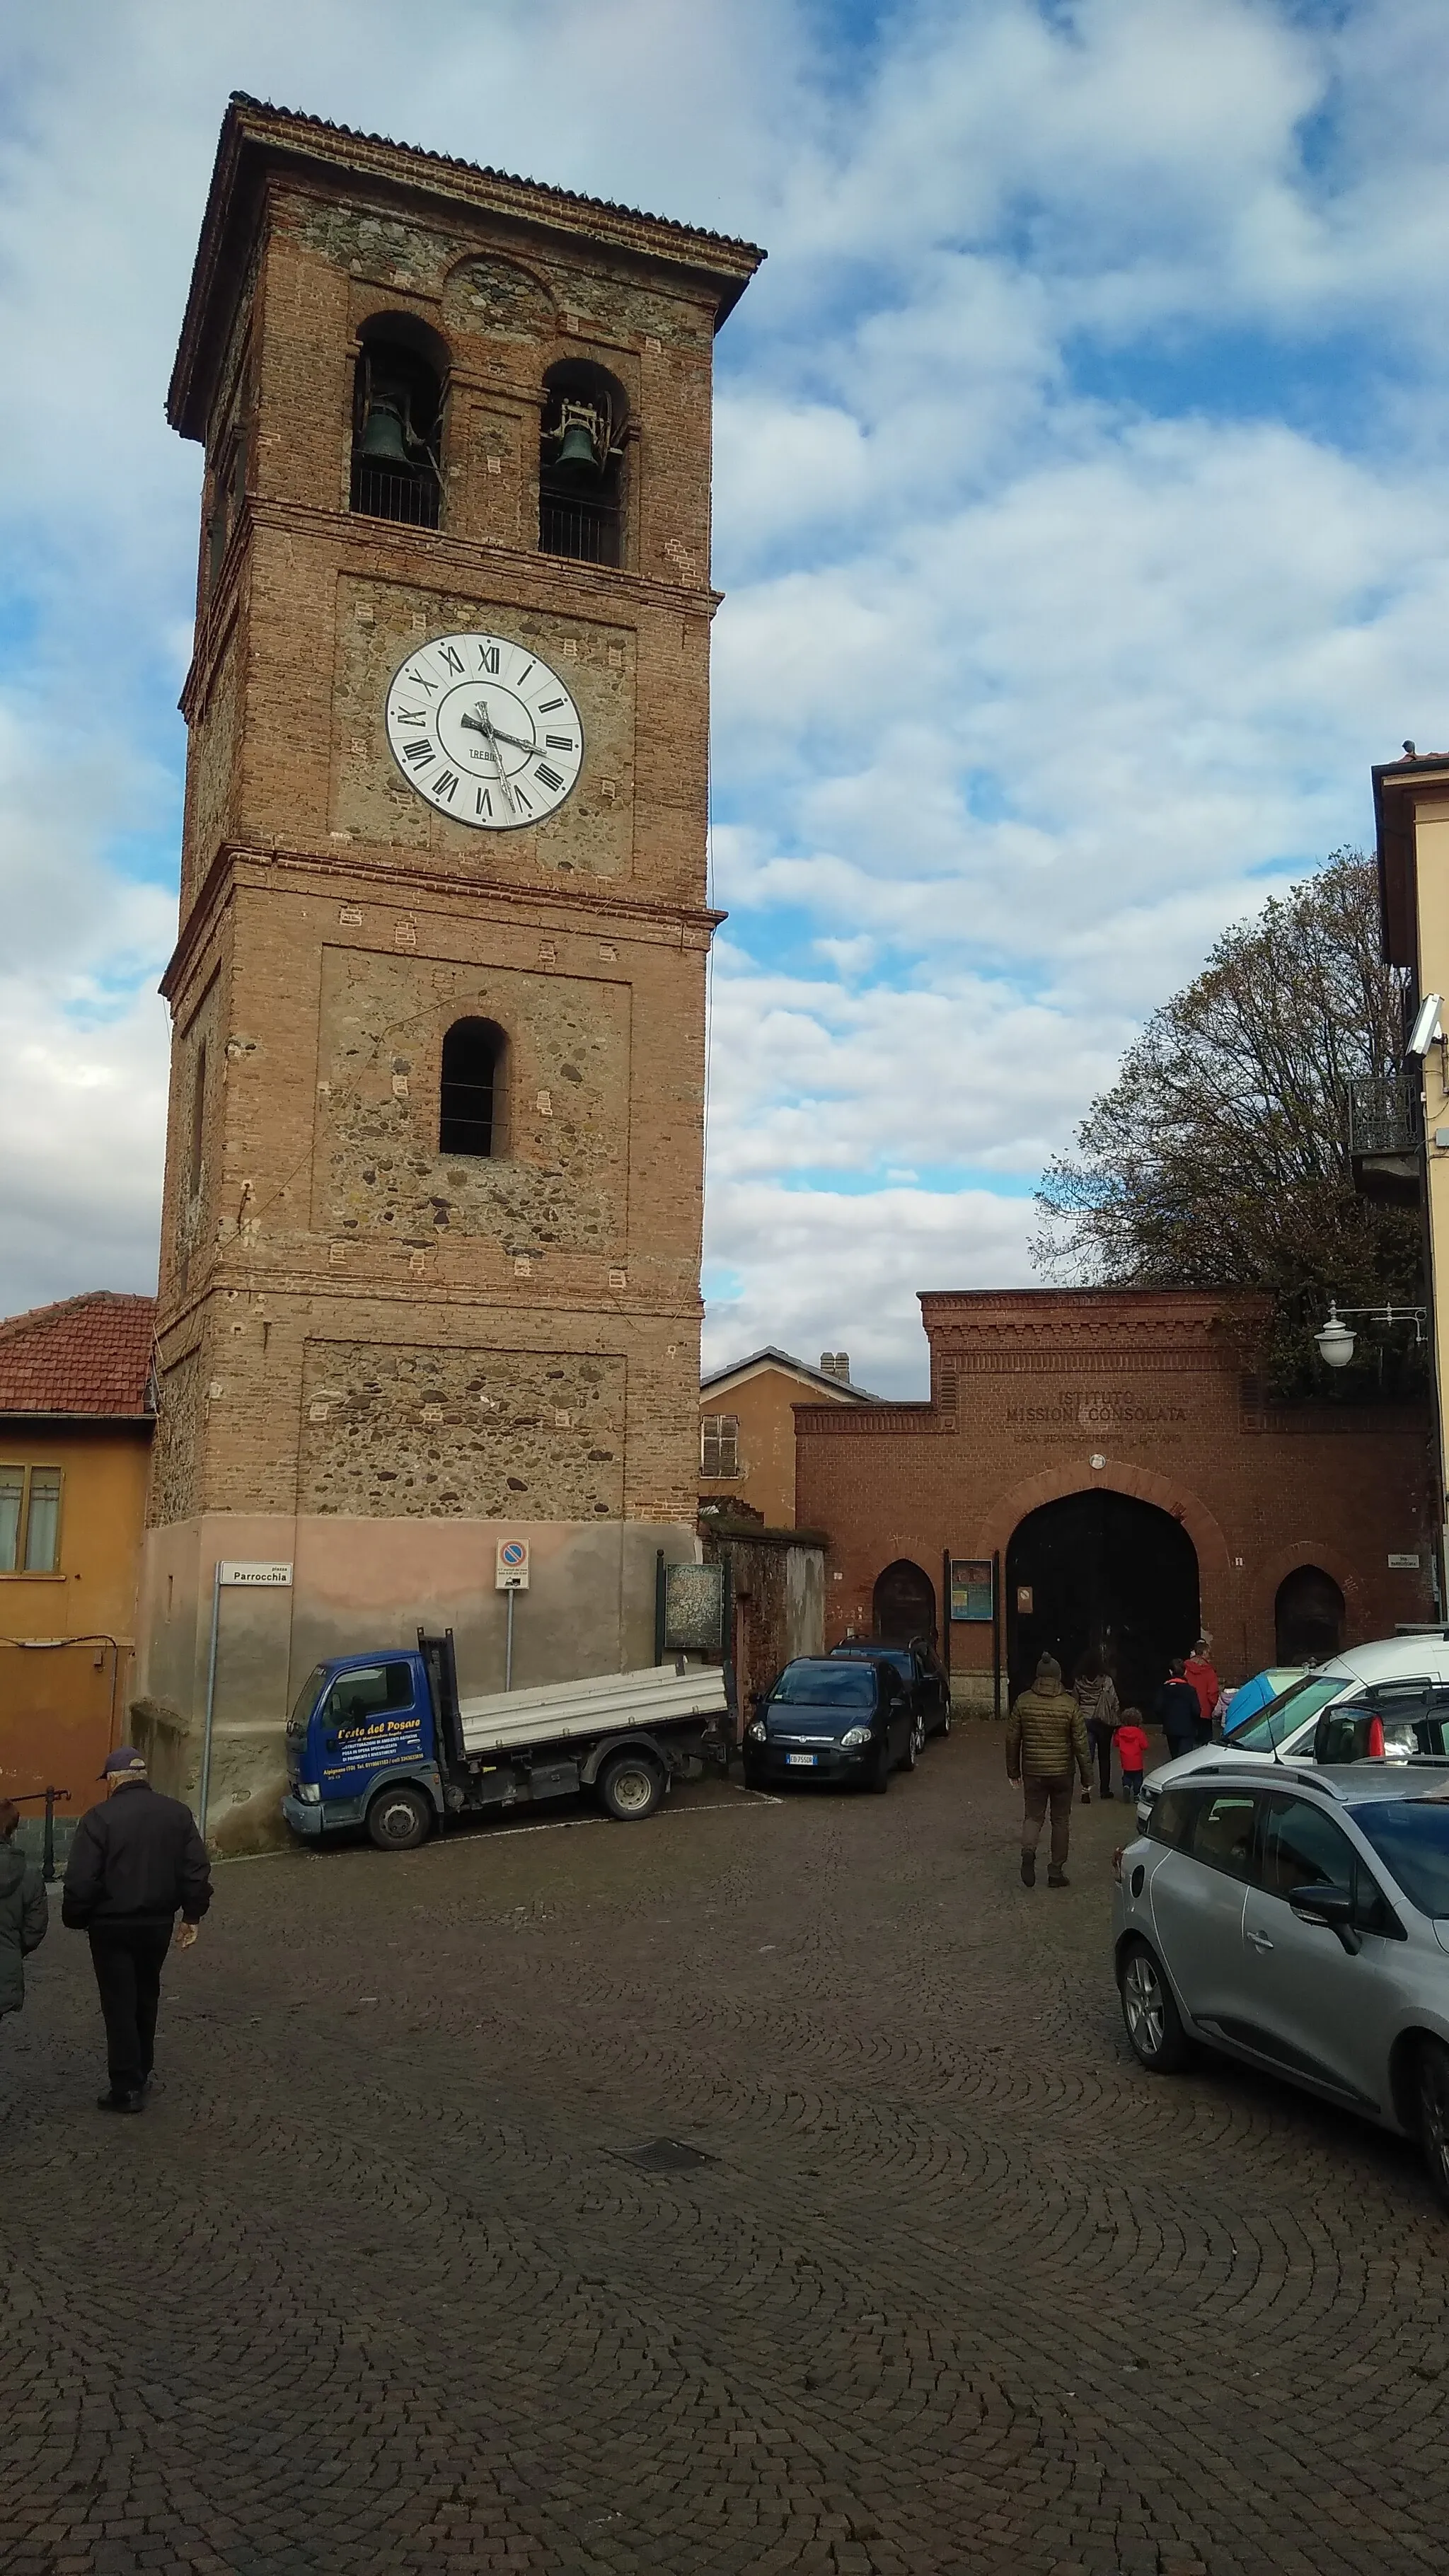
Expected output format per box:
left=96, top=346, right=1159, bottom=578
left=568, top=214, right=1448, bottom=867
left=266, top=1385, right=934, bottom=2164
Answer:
left=5, top=0, right=1449, bottom=1379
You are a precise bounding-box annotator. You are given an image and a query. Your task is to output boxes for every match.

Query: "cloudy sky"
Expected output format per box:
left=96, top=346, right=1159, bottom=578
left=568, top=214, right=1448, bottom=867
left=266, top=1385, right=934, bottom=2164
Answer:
left=4, top=0, right=1449, bottom=1393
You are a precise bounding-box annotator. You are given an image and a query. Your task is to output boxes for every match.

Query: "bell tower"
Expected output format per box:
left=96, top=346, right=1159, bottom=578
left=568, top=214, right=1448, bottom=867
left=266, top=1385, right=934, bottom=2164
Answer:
left=137, top=95, right=763, bottom=1844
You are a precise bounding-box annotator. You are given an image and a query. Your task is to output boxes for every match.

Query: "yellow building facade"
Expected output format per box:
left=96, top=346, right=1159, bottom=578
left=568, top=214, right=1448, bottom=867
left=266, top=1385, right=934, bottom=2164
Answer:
left=0, top=1295, right=155, bottom=1823
left=698, top=1347, right=872, bottom=1528
left=1375, top=751, right=1449, bottom=1586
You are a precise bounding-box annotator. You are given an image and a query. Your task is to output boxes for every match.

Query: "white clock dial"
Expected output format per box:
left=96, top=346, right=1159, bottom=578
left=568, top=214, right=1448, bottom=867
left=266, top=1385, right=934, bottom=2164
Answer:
left=383, top=630, right=584, bottom=830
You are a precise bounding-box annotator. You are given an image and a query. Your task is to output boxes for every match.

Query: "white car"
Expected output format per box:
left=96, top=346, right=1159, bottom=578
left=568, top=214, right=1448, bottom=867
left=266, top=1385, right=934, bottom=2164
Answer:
left=1139, top=1633, right=1449, bottom=1818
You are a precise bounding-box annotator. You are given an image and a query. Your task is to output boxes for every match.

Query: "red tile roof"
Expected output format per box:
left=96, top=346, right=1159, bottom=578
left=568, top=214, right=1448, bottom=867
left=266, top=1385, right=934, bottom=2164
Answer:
left=0, top=1293, right=157, bottom=1418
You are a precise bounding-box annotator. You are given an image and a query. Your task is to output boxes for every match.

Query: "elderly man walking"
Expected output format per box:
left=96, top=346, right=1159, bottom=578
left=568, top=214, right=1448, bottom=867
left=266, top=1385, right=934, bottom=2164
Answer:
left=62, top=1747, right=212, bottom=2113
left=1008, top=1651, right=1092, bottom=1890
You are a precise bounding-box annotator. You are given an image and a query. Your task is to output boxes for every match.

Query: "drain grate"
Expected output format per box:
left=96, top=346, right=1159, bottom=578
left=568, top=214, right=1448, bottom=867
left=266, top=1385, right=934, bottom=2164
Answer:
left=616, top=2137, right=717, bottom=2172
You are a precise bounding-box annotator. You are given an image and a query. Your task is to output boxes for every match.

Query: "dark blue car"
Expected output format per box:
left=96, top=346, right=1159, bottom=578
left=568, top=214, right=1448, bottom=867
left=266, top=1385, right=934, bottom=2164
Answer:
left=744, top=1656, right=917, bottom=1794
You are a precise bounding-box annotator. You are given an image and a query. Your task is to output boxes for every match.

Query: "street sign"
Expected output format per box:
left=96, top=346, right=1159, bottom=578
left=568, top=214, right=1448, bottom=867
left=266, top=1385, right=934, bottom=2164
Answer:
left=496, top=1538, right=531, bottom=1592
left=219, top=1562, right=293, bottom=1587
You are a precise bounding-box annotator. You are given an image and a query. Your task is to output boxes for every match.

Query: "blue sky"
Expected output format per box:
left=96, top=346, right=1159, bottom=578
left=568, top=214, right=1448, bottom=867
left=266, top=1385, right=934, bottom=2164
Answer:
left=4, top=0, right=1449, bottom=1392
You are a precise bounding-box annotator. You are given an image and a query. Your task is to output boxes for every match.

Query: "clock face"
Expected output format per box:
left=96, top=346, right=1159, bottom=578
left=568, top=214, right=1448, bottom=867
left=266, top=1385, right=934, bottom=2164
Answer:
left=383, top=630, right=584, bottom=830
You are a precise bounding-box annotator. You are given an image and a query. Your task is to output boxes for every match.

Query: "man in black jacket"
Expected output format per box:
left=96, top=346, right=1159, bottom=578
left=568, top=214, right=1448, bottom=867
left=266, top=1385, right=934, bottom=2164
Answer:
left=62, top=1747, right=212, bottom=2113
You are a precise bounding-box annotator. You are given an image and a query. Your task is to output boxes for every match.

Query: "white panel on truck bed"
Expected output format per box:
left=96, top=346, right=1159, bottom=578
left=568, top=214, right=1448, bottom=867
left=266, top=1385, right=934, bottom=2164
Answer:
left=457, top=1661, right=727, bottom=1756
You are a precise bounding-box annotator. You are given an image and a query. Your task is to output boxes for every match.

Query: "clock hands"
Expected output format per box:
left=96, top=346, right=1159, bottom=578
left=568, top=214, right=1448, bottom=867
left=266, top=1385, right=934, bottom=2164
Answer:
left=458, top=701, right=519, bottom=814
left=459, top=705, right=540, bottom=760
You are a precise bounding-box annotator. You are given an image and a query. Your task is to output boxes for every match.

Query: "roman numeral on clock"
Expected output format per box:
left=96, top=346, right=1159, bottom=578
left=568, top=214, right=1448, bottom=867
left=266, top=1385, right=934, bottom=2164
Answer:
left=403, top=739, right=434, bottom=766
left=545, top=736, right=574, bottom=751
left=475, top=788, right=493, bottom=817
left=534, top=763, right=564, bottom=791
left=395, top=708, right=427, bottom=728
left=477, top=643, right=500, bottom=674
left=437, top=644, right=464, bottom=676
left=434, top=769, right=460, bottom=801
left=405, top=669, right=438, bottom=695
left=538, top=698, right=565, bottom=712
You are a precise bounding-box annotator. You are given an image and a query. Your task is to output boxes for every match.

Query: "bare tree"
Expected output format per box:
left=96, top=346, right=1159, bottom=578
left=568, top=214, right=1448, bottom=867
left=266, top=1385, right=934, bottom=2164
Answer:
left=1032, top=853, right=1422, bottom=1394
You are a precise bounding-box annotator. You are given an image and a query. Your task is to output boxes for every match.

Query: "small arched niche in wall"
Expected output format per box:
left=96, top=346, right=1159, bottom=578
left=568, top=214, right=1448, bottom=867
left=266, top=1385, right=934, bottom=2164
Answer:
left=351, top=312, right=450, bottom=531
left=439, top=1018, right=508, bottom=1159
left=539, top=358, right=629, bottom=567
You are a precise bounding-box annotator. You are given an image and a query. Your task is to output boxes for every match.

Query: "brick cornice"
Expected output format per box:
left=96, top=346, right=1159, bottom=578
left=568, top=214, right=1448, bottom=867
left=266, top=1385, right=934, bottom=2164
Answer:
left=161, top=841, right=724, bottom=1003
left=180, top=495, right=720, bottom=718
left=171, top=96, right=763, bottom=441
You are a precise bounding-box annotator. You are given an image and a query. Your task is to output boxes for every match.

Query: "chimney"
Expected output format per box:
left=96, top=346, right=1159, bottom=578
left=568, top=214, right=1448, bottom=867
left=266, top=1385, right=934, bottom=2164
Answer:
left=819, top=1349, right=850, bottom=1384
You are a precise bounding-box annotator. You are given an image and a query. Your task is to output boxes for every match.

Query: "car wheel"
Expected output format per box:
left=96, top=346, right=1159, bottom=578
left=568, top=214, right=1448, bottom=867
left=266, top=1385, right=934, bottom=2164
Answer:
left=940, top=1702, right=951, bottom=1736
left=1118, top=1938, right=1191, bottom=2074
left=901, top=1714, right=924, bottom=1771
left=366, top=1783, right=433, bottom=1852
left=597, top=1750, right=665, bottom=1821
left=1418, top=2038, right=1449, bottom=2213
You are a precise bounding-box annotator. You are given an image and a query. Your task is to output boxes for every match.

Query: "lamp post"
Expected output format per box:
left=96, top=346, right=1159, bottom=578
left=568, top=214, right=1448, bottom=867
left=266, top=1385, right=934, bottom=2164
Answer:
left=1315, top=1300, right=1427, bottom=1370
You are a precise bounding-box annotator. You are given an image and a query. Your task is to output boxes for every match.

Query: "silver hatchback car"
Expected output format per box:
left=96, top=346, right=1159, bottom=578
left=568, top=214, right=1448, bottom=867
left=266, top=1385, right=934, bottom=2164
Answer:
left=1112, top=1758, right=1449, bottom=2210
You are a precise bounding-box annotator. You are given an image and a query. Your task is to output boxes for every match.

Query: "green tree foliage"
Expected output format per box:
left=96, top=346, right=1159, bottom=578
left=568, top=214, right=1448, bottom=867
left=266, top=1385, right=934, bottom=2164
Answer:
left=1032, top=853, right=1423, bottom=1395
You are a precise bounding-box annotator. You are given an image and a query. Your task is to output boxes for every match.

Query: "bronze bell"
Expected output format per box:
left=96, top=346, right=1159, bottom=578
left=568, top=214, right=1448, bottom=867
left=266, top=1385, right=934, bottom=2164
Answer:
left=553, top=420, right=601, bottom=475
left=359, top=398, right=410, bottom=466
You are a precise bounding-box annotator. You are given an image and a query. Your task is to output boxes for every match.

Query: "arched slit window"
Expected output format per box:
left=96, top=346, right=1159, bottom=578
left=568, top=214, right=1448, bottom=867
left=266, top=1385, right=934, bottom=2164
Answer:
left=440, top=1019, right=506, bottom=1157
left=539, top=359, right=628, bottom=566
left=351, top=314, right=448, bottom=531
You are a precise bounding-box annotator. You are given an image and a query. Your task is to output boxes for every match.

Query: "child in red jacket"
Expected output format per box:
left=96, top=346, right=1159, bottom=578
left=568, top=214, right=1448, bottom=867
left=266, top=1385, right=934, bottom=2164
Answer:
left=1114, top=1711, right=1150, bottom=1799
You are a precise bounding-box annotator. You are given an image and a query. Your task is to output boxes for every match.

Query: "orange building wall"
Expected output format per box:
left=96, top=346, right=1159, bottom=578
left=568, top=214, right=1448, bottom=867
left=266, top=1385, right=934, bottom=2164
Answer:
left=698, top=1366, right=856, bottom=1527
left=0, top=1426, right=150, bottom=1813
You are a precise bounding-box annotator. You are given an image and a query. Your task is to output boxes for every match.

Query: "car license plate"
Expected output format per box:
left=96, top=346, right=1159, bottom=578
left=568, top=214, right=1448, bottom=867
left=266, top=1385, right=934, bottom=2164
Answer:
left=785, top=1752, right=817, bottom=1767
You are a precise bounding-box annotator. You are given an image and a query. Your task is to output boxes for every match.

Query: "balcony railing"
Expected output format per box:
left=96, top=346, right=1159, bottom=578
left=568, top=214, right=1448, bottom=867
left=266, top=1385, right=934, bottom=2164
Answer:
left=1349, top=1074, right=1422, bottom=1205
left=350, top=463, right=441, bottom=529
left=540, top=493, right=620, bottom=565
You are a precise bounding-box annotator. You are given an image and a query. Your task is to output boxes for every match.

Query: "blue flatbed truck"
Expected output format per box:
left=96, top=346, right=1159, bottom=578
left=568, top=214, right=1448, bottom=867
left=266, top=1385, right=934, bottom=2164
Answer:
left=282, top=1631, right=732, bottom=1852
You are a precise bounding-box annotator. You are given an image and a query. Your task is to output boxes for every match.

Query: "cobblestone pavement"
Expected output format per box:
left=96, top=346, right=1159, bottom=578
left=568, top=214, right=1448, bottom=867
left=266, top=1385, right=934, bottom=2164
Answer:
left=4, top=1726, right=1449, bottom=2576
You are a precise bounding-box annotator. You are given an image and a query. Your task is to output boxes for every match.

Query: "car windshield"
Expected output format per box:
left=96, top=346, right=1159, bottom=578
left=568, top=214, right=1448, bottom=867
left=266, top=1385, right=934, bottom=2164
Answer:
left=773, top=1662, right=874, bottom=1706
left=1225, top=1673, right=1344, bottom=1751
left=287, top=1666, right=325, bottom=1738
left=1351, top=1798, right=1449, bottom=1918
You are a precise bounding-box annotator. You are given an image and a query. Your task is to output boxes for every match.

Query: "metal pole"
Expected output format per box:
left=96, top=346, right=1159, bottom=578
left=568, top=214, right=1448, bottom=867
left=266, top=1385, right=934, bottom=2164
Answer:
left=504, top=1588, right=515, bottom=1692
left=992, top=1549, right=1003, bottom=1720
left=199, top=1560, right=222, bottom=1840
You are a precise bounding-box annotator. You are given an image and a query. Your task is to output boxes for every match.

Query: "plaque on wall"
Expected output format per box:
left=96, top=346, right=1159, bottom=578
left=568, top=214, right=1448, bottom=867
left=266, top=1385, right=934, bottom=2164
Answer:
left=950, top=1559, right=994, bottom=1622
left=1015, top=1586, right=1034, bottom=1615
left=661, top=1561, right=726, bottom=1653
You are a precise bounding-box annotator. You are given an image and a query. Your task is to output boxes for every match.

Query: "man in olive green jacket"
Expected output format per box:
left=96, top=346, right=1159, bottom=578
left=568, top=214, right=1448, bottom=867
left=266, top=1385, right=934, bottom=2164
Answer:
left=1007, top=1652, right=1091, bottom=1888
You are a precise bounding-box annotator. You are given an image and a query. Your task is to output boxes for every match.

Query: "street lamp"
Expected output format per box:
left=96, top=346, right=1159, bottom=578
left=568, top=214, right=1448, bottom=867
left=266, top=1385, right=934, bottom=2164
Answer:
left=1315, top=1300, right=1427, bottom=1370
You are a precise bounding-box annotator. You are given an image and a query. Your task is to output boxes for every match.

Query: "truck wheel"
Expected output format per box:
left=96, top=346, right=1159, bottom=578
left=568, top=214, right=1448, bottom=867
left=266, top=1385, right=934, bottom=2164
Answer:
left=597, top=1751, right=664, bottom=1821
left=366, top=1784, right=433, bottom=1852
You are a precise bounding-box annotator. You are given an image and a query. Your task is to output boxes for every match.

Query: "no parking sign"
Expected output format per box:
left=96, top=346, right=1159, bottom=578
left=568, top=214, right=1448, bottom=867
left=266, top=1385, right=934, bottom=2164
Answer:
left=496, top=1537, right=531, bottom=1592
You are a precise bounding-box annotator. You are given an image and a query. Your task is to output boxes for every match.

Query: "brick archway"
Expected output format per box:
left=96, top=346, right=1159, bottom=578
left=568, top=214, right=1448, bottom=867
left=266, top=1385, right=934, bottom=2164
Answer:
left=1249, top=1540, right=1366, bottom=1653
left=976, top=1462, right=1233, bottom=1606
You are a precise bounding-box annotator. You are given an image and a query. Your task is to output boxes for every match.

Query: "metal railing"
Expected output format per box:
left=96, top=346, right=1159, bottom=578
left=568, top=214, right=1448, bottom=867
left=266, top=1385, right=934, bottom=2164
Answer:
left=539, top=495, right=620, bottom=565
left=350, top=463, right=441, bottom=529
left=1348, top=1073, right=1421, bottom=1159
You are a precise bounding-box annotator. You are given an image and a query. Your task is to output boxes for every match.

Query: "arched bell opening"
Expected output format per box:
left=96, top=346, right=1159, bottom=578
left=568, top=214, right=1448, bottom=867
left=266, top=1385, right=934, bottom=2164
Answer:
left=1274, top=1564, right=1346, bottom=1665
left=1005, top=1488, right=1199, bottom=1711
left=352, top=313, right=449, bottom=529
left=539, top=358, right=628, bottom=566
left=872, top=1558, right=937, bottom=1648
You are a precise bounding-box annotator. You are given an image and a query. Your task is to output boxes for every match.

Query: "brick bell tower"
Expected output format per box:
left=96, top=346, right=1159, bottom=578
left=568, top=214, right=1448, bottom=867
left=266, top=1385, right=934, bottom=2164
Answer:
left=136, top=96, right=762, bottom=1844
